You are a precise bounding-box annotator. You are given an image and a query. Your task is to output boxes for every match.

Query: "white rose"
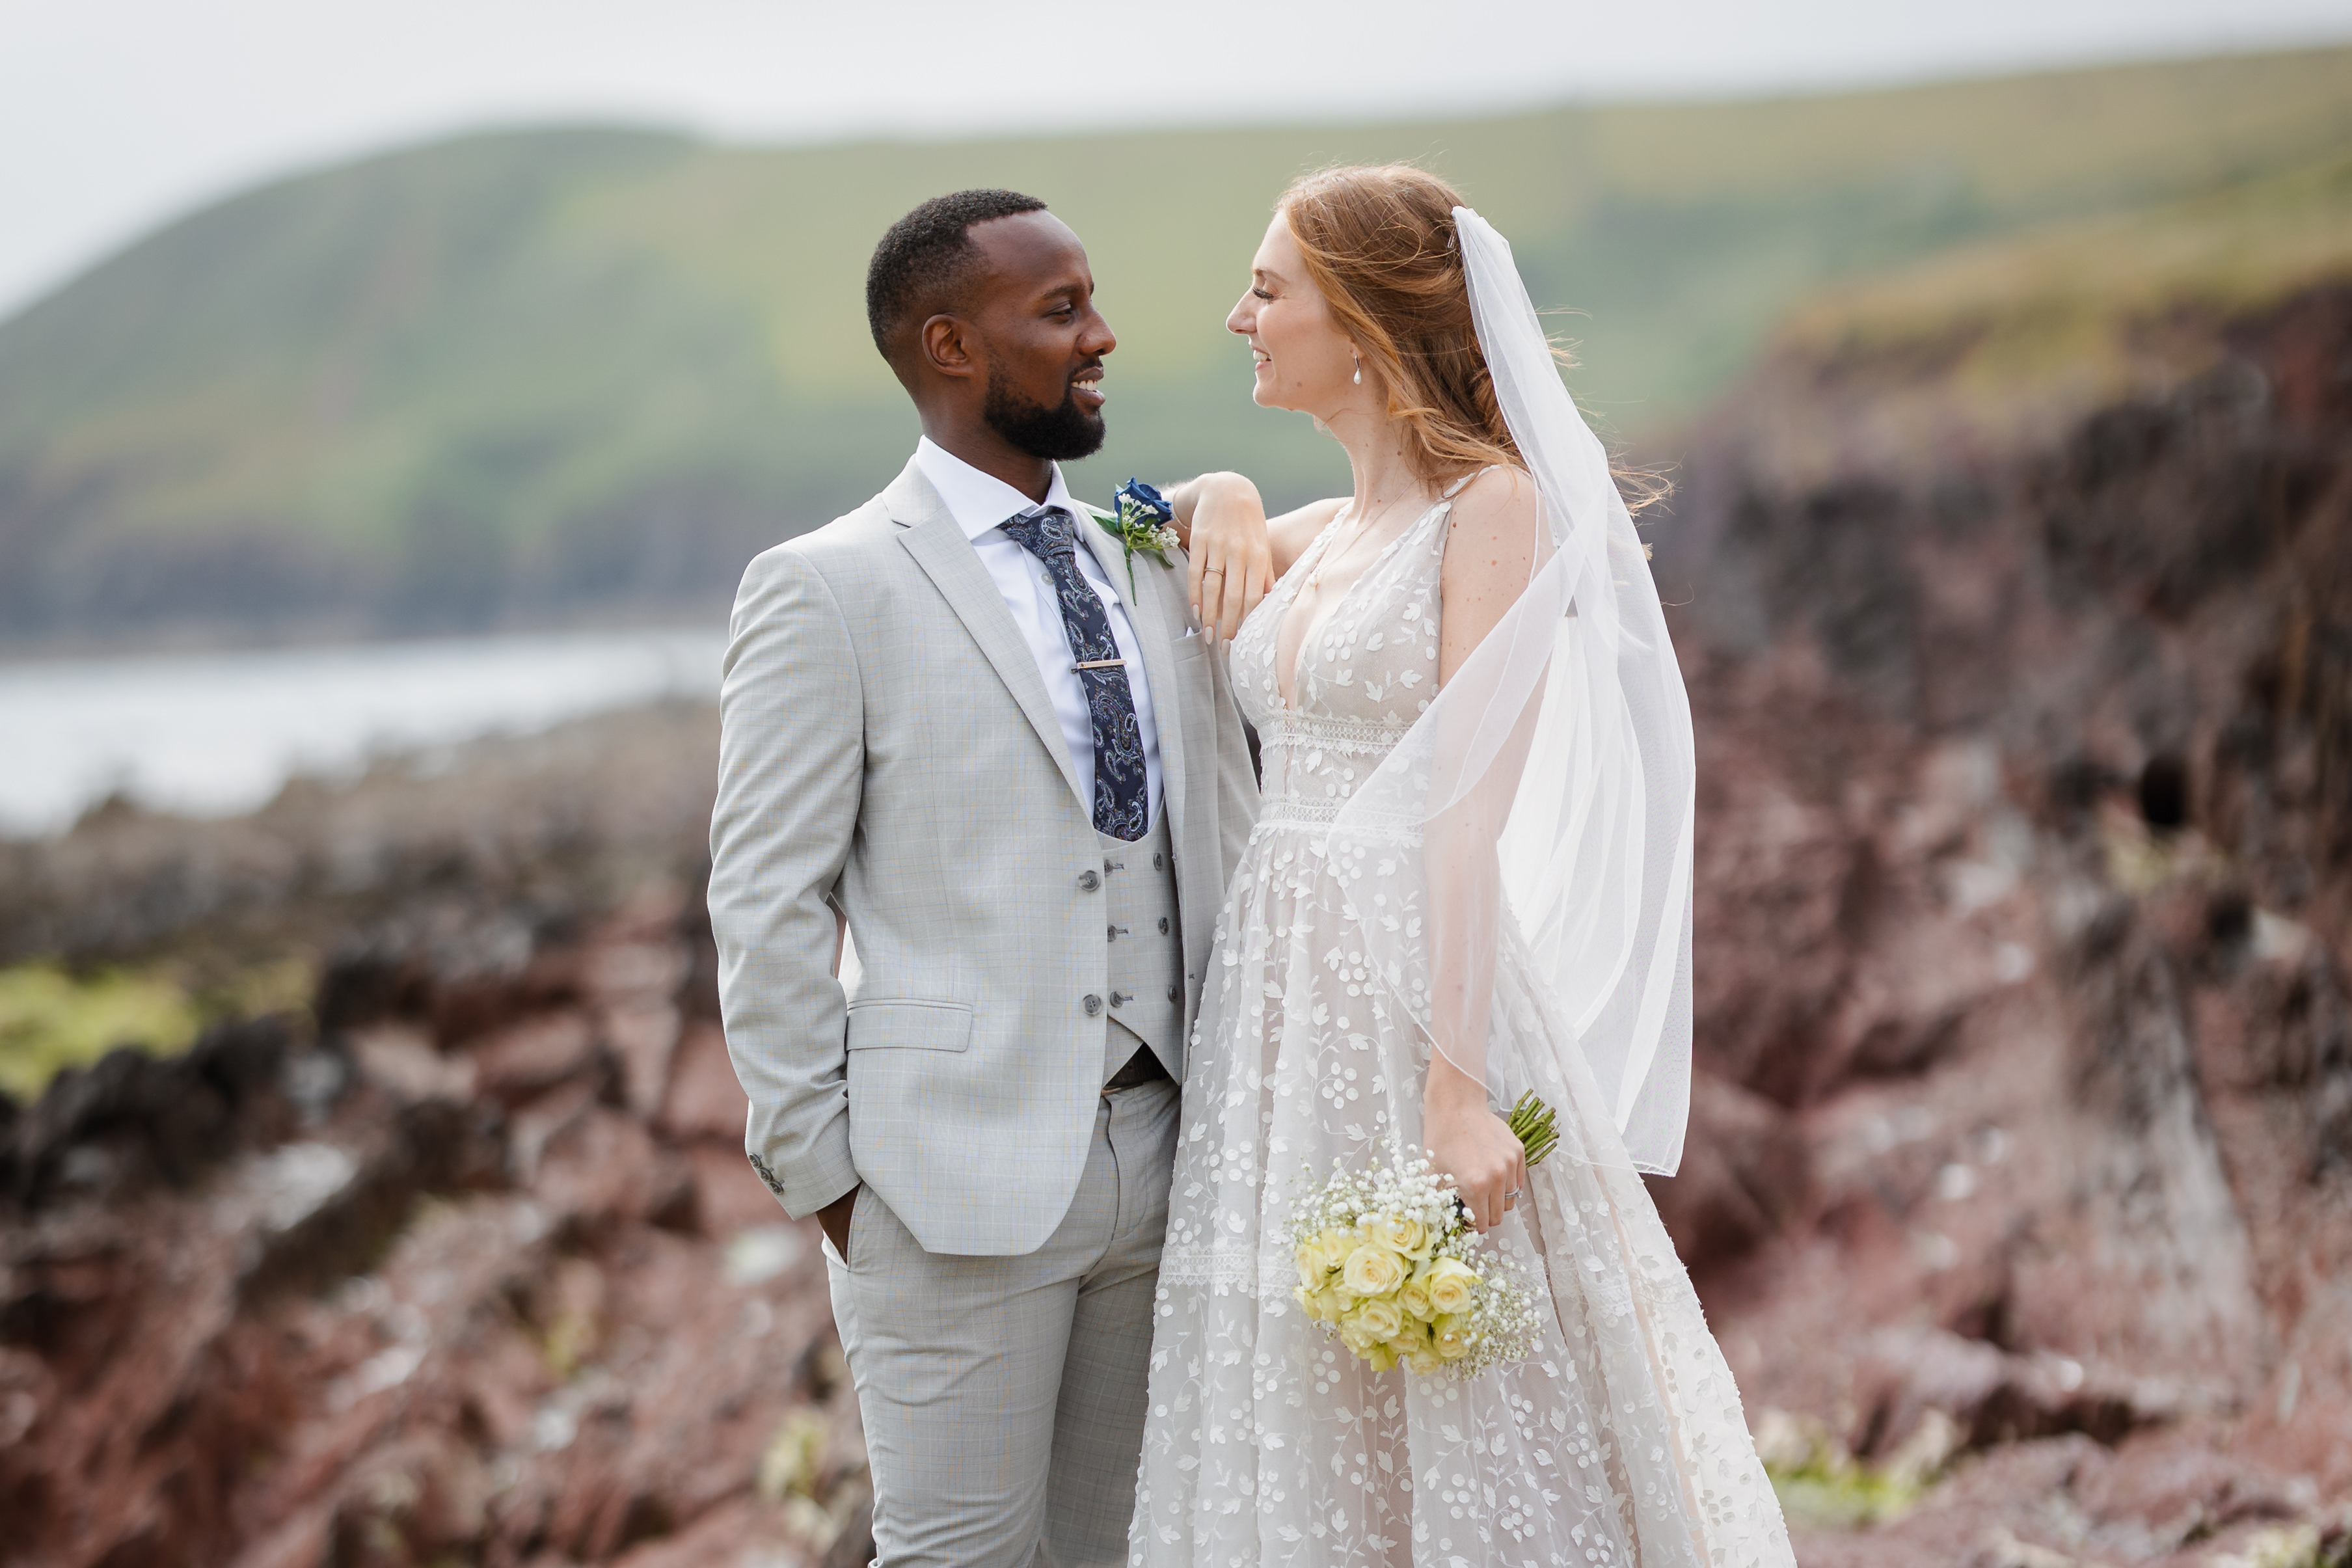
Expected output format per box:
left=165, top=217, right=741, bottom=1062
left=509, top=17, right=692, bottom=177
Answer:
left=1300, top=1230, right=1351, bottom=1286
left=1342, top=1243, right=1407, bottom=1297
left=1426, top=1258, right=1480, bottom=1316
left=1297, top=1228, right=1346, bottom=1289
left=1351, top=1297, right=1405, bottom=1342
left=1366, top=1213, right=1429, bottom=1258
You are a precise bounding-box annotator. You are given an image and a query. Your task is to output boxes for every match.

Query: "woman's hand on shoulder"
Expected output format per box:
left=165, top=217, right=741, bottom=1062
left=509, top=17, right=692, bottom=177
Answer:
left=1167, top=474, right=1344, bottom=642
left=1167, top=472, right=1273, bottom=642
left=1438, top=466, right=1543, bottom=686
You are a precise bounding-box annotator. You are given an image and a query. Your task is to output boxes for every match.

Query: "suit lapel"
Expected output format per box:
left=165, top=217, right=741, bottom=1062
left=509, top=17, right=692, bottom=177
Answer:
left=1074, top=506, right=1134, bottom=613
left=887, top=459, right=1088, bottom=812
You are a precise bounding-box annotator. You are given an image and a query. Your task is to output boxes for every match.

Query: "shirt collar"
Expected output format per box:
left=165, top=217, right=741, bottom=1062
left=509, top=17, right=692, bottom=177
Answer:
left=915, top=436, right=1077, bottom=545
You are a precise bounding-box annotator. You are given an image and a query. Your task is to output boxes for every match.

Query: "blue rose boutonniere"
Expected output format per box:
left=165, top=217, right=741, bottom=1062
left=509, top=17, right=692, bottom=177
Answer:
left=1088, top=478, right=1182, bottom=597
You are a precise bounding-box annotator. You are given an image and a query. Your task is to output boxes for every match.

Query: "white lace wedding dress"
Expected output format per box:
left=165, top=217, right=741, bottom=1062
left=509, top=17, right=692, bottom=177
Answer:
left=1129, top=493, right=1794, bottom=1567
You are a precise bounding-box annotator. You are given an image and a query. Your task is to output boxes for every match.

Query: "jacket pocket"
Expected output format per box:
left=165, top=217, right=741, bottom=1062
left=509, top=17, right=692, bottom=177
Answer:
left=845, top=998, right=973, bottom=1053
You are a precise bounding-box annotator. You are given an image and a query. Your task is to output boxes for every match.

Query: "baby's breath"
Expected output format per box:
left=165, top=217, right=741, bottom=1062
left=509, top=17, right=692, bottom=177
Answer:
left=1282, top=1146, right=1542, bottom=1379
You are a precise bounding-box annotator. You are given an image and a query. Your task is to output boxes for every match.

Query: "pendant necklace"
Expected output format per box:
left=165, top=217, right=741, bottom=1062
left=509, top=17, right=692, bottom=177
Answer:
left=1308, top=488, right=1418, bottom=591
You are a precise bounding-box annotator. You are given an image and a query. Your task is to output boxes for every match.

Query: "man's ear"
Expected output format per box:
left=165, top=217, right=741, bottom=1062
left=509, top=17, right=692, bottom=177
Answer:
left=920, top=314, right=979, bottom=381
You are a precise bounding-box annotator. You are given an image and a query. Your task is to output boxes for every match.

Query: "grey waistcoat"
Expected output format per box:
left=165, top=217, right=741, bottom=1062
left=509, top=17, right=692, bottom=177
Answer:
left=1100, top=812, right=1183, bottom=1081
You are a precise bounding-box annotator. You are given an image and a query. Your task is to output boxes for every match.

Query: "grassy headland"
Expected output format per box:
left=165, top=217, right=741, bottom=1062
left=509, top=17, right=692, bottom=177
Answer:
left=1, top=46, right=2348, bottom=644
left=1693, top=146, right=2352, bottom=491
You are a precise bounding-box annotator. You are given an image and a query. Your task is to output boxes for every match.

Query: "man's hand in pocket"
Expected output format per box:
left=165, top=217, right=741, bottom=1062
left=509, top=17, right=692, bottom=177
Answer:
left=818, top=1183, right=859, bottom=1258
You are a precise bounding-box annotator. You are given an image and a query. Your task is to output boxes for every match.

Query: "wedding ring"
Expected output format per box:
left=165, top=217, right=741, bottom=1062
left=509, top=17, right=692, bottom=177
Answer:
left=1202, top=566, right=1225, bottom=577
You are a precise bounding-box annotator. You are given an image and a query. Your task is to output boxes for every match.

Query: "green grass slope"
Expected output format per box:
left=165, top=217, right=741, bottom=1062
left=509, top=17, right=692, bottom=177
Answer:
left=3, top=46, right=2349, bottom=643
left=1686, top=148, right=2352, bottom=496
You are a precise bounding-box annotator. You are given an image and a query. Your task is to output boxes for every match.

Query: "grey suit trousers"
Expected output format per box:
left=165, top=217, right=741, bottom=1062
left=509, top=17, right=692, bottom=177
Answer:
left=824, top=1076, right=1178, bottom=1568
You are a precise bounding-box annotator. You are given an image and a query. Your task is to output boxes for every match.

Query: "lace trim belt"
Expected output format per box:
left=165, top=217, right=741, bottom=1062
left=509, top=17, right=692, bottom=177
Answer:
left=1252, top=796, right=1424, bottom=842
left=1256, top=794, right=1345, bottom=826
left=1157, top=1247, right=1275, bottom=1295
left=1259, top=713, right=1412, bottom=758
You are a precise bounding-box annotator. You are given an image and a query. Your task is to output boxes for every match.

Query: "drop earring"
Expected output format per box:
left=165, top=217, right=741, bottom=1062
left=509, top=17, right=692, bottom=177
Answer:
left=1351, top=354, right=1362, bottom=386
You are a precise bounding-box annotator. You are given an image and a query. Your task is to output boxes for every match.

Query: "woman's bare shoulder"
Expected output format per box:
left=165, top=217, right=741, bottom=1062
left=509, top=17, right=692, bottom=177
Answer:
left=1442, top=466, right=1542, bottom=580
left=1449, top=464, right=1539, bottom=527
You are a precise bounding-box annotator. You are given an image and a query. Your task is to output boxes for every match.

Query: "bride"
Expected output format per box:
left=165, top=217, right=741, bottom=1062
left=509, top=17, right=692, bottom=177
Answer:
left=1137, top=166, right=1795, bottom=1566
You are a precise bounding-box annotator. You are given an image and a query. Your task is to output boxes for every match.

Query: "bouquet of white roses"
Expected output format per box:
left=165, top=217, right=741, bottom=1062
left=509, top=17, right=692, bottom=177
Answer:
left=1284, top=1093, right=1559, bottom=1378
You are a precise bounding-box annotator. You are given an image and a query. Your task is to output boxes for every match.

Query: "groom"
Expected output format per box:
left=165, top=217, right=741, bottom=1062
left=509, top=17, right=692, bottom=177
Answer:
left=707, top=190, right=1258, bottom=1566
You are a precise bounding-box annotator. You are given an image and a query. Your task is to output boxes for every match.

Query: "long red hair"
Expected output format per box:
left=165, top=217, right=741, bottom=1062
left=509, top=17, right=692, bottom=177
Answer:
left=1280, top=164, right=1661, bottom=506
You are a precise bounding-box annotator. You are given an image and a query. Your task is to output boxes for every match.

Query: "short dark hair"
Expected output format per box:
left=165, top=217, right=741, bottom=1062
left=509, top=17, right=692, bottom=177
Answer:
left=865, top=189, right=1049, bottom=358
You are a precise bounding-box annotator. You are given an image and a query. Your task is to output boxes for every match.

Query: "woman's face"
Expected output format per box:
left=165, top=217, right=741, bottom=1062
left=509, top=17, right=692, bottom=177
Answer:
left=1228, top=213, right=1362, bottom=420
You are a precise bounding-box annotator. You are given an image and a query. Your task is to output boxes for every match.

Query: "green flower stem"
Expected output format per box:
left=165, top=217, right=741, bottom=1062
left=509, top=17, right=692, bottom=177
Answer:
left=1508, top=1091, right=1560, bottom=1167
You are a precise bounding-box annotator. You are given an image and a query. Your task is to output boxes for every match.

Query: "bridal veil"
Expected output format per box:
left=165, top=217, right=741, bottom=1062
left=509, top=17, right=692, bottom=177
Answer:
left=1326, top=205, right=1696, bottom=1176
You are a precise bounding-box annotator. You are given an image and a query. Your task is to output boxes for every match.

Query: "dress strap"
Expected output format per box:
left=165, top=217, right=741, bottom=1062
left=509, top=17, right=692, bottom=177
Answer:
left=1440, top=464, right=1500, bottom=500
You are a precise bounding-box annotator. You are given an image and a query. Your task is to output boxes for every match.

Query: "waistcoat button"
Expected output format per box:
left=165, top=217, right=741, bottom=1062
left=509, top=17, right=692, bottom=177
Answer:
left=1167, top=984, right=1182, bottom=1003
left=1110, top=992, right=1128, bottom=1008
left=1083, top=994, right=1103, bottom=1016
left=1158, top=917, right=1170, bottom=934
left=1077, top=870, right=1100, bottom=891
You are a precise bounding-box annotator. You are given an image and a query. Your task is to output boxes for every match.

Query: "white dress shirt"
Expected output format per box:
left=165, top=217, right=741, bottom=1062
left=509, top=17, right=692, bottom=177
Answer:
left=915, top=437, right=1163, bottom=825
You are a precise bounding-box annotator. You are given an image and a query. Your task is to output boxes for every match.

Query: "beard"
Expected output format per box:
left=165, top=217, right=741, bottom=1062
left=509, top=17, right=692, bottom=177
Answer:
left=983, top=366, right=1106, bottom=461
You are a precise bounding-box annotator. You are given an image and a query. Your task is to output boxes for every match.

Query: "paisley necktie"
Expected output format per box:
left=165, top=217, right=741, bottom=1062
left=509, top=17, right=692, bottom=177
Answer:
left=998, top=505, right=1149, bottom=841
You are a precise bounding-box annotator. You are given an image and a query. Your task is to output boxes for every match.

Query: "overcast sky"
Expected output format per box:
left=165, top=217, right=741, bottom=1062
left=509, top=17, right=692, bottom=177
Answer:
left=3, top=0, right=2349, bottom=321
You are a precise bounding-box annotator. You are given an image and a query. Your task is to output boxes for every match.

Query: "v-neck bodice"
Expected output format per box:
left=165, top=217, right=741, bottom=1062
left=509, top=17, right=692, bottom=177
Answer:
left=1227, top=494, right=1453, bottom=820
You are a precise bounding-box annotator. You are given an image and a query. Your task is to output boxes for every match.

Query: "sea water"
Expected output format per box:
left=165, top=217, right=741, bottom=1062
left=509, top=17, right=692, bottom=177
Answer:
left=0, top=626, right=725, bottom=837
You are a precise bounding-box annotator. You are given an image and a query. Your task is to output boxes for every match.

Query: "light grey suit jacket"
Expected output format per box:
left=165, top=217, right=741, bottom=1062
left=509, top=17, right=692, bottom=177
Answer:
left=709, top=457, right=1258, bottom=1256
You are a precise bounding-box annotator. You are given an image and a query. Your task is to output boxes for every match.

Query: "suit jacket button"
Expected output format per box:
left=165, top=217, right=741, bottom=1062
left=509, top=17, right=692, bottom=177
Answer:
left=1154, top=853, right=1165, bottom=872
left=1077, top=870, right=1101, bottom=891
left=1110, top=992, right=1128, bottom=1008
left=1083, top=994, right=1103, bottom=1016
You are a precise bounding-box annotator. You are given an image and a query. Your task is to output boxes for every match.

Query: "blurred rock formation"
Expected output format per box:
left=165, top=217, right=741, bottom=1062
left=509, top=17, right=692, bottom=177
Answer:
left=3, top=277, right=2349, bottom=1564
left=1, top=710, right=875, bottom=1567
left=1653, top=278, right=2352, bottom=1562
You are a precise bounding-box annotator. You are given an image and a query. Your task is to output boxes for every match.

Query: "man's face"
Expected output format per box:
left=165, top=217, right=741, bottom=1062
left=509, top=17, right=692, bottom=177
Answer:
left=965, top=211, right=1116, bottom=461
